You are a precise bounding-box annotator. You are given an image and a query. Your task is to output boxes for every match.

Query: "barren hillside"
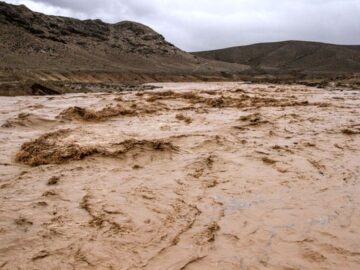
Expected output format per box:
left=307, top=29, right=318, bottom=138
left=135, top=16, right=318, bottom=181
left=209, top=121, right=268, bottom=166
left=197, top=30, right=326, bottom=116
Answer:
left=0, top=2, right=248, bottom=80
left=194, top=41, right=360, bottom=74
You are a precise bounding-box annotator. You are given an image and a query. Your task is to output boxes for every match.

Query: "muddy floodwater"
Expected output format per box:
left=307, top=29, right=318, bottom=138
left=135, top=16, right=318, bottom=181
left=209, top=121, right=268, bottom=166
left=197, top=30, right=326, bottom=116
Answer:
left=0, top=82, right=360, bottom=269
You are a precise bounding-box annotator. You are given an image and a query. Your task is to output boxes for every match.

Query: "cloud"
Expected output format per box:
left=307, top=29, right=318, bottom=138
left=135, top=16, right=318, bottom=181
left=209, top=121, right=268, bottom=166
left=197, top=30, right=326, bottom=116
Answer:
left=3, top=0, right=360, bottom=51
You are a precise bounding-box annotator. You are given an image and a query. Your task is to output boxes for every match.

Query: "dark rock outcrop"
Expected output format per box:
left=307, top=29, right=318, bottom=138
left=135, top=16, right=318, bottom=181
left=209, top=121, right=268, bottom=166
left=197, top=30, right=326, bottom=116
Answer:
left=0, top=2, right=175, bottom=55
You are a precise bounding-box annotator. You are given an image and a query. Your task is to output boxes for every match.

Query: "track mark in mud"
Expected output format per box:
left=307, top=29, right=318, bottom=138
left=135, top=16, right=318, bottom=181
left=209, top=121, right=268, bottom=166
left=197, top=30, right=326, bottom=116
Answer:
left=140, top=200, right=201, bottom=269
left=141, top=154, right=224, bottom=269
left=308, top=159, right=326, bottom=175
left=179, top=256, right=207, bottom=270
left=31, top=250, right=50, bottom=261
left=302, top=248, right=327, bottom=263
left=319, top=243, right=360, bottom=257
left=80, top=193, right=132, bottom=233
left=42, top=189, right=58, bottom=197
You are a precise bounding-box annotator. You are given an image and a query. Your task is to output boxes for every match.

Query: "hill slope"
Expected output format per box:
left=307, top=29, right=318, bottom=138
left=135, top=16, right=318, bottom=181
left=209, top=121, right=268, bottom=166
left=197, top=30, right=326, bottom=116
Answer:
left=0, top=1, right=247, bottom=77
left=194, top=41, right=360, bottom=74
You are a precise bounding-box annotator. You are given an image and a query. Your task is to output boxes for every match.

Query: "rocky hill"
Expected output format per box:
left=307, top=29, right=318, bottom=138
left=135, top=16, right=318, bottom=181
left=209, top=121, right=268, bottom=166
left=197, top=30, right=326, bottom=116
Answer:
left=193, top=41, right=360, bottom=74
left=2, top=1, right=359, bottom=96
left=0, top=1, right=247, bottom=79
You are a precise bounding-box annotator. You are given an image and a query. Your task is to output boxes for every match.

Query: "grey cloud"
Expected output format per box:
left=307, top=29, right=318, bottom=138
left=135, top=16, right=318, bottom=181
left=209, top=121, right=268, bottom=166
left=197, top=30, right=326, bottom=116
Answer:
left=4, top=0, right=360, bottom=51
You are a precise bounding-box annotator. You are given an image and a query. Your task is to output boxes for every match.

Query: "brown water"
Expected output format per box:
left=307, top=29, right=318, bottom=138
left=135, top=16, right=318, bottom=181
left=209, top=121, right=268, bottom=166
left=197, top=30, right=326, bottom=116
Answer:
left=0, top=82, right=359, bottom=269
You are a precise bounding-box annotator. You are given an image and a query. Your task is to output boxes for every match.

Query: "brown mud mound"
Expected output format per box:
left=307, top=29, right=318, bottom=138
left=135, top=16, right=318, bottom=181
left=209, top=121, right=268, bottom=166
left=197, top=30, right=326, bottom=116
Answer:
left=342, top=124, right=360, bottom=135
left=239, top=112, right=261, bottom=122
left=145, top=90, right=319, bottom=110
left=59, top=105, right=136, bottom=121
left=16, top=129, right=179, bottom=166
left=59, top=101, right=167, bottom=121
left=109, top=139, right=179, bottom=154
left=15, top=129, right=96, bottom=166
left=236, top=112, right=269, bottom=128
left=175, top=113, right=192, bottom=124
left=146, top=91, right=205, bottom=103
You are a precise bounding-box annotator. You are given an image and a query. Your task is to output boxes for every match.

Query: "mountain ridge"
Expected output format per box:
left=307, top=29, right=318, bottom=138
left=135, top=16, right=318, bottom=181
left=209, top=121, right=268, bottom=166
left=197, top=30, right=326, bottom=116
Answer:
left=1, top=0, right=359, bottom=96
left=0, top=1, right=247, bottom=76
left=193, top=40, right=360, bottom=73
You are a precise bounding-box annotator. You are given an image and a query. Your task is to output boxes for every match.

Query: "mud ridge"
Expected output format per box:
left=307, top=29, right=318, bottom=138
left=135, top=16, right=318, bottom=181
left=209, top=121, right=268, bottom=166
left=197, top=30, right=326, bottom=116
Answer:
left=16, top=130, right=179, bottom=166
left=145, top=90, right=325, bottom=110
left=59, top=100, right=169, bottom=121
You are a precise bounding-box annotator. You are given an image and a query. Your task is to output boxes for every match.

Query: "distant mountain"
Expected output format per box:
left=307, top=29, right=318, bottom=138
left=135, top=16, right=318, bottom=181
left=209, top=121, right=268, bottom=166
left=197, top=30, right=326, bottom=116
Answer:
left=193, top=41, right=360, bottom=74
left=0, top=1, right=247, bottom=78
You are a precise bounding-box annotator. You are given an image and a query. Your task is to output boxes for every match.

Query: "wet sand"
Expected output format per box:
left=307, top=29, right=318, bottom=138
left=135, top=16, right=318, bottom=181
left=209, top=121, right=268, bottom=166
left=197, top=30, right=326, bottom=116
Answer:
left=0, top=82, right=360, bottom=269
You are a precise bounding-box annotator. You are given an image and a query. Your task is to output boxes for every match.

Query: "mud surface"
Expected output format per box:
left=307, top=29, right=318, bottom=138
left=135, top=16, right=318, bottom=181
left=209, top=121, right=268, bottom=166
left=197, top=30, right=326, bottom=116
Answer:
left=0, top=82, right=360, bottom=269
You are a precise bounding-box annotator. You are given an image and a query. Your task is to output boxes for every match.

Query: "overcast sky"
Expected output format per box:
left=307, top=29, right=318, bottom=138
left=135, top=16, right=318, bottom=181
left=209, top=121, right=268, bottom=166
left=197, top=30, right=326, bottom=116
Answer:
left=4, top=0, right=360, bottom=51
